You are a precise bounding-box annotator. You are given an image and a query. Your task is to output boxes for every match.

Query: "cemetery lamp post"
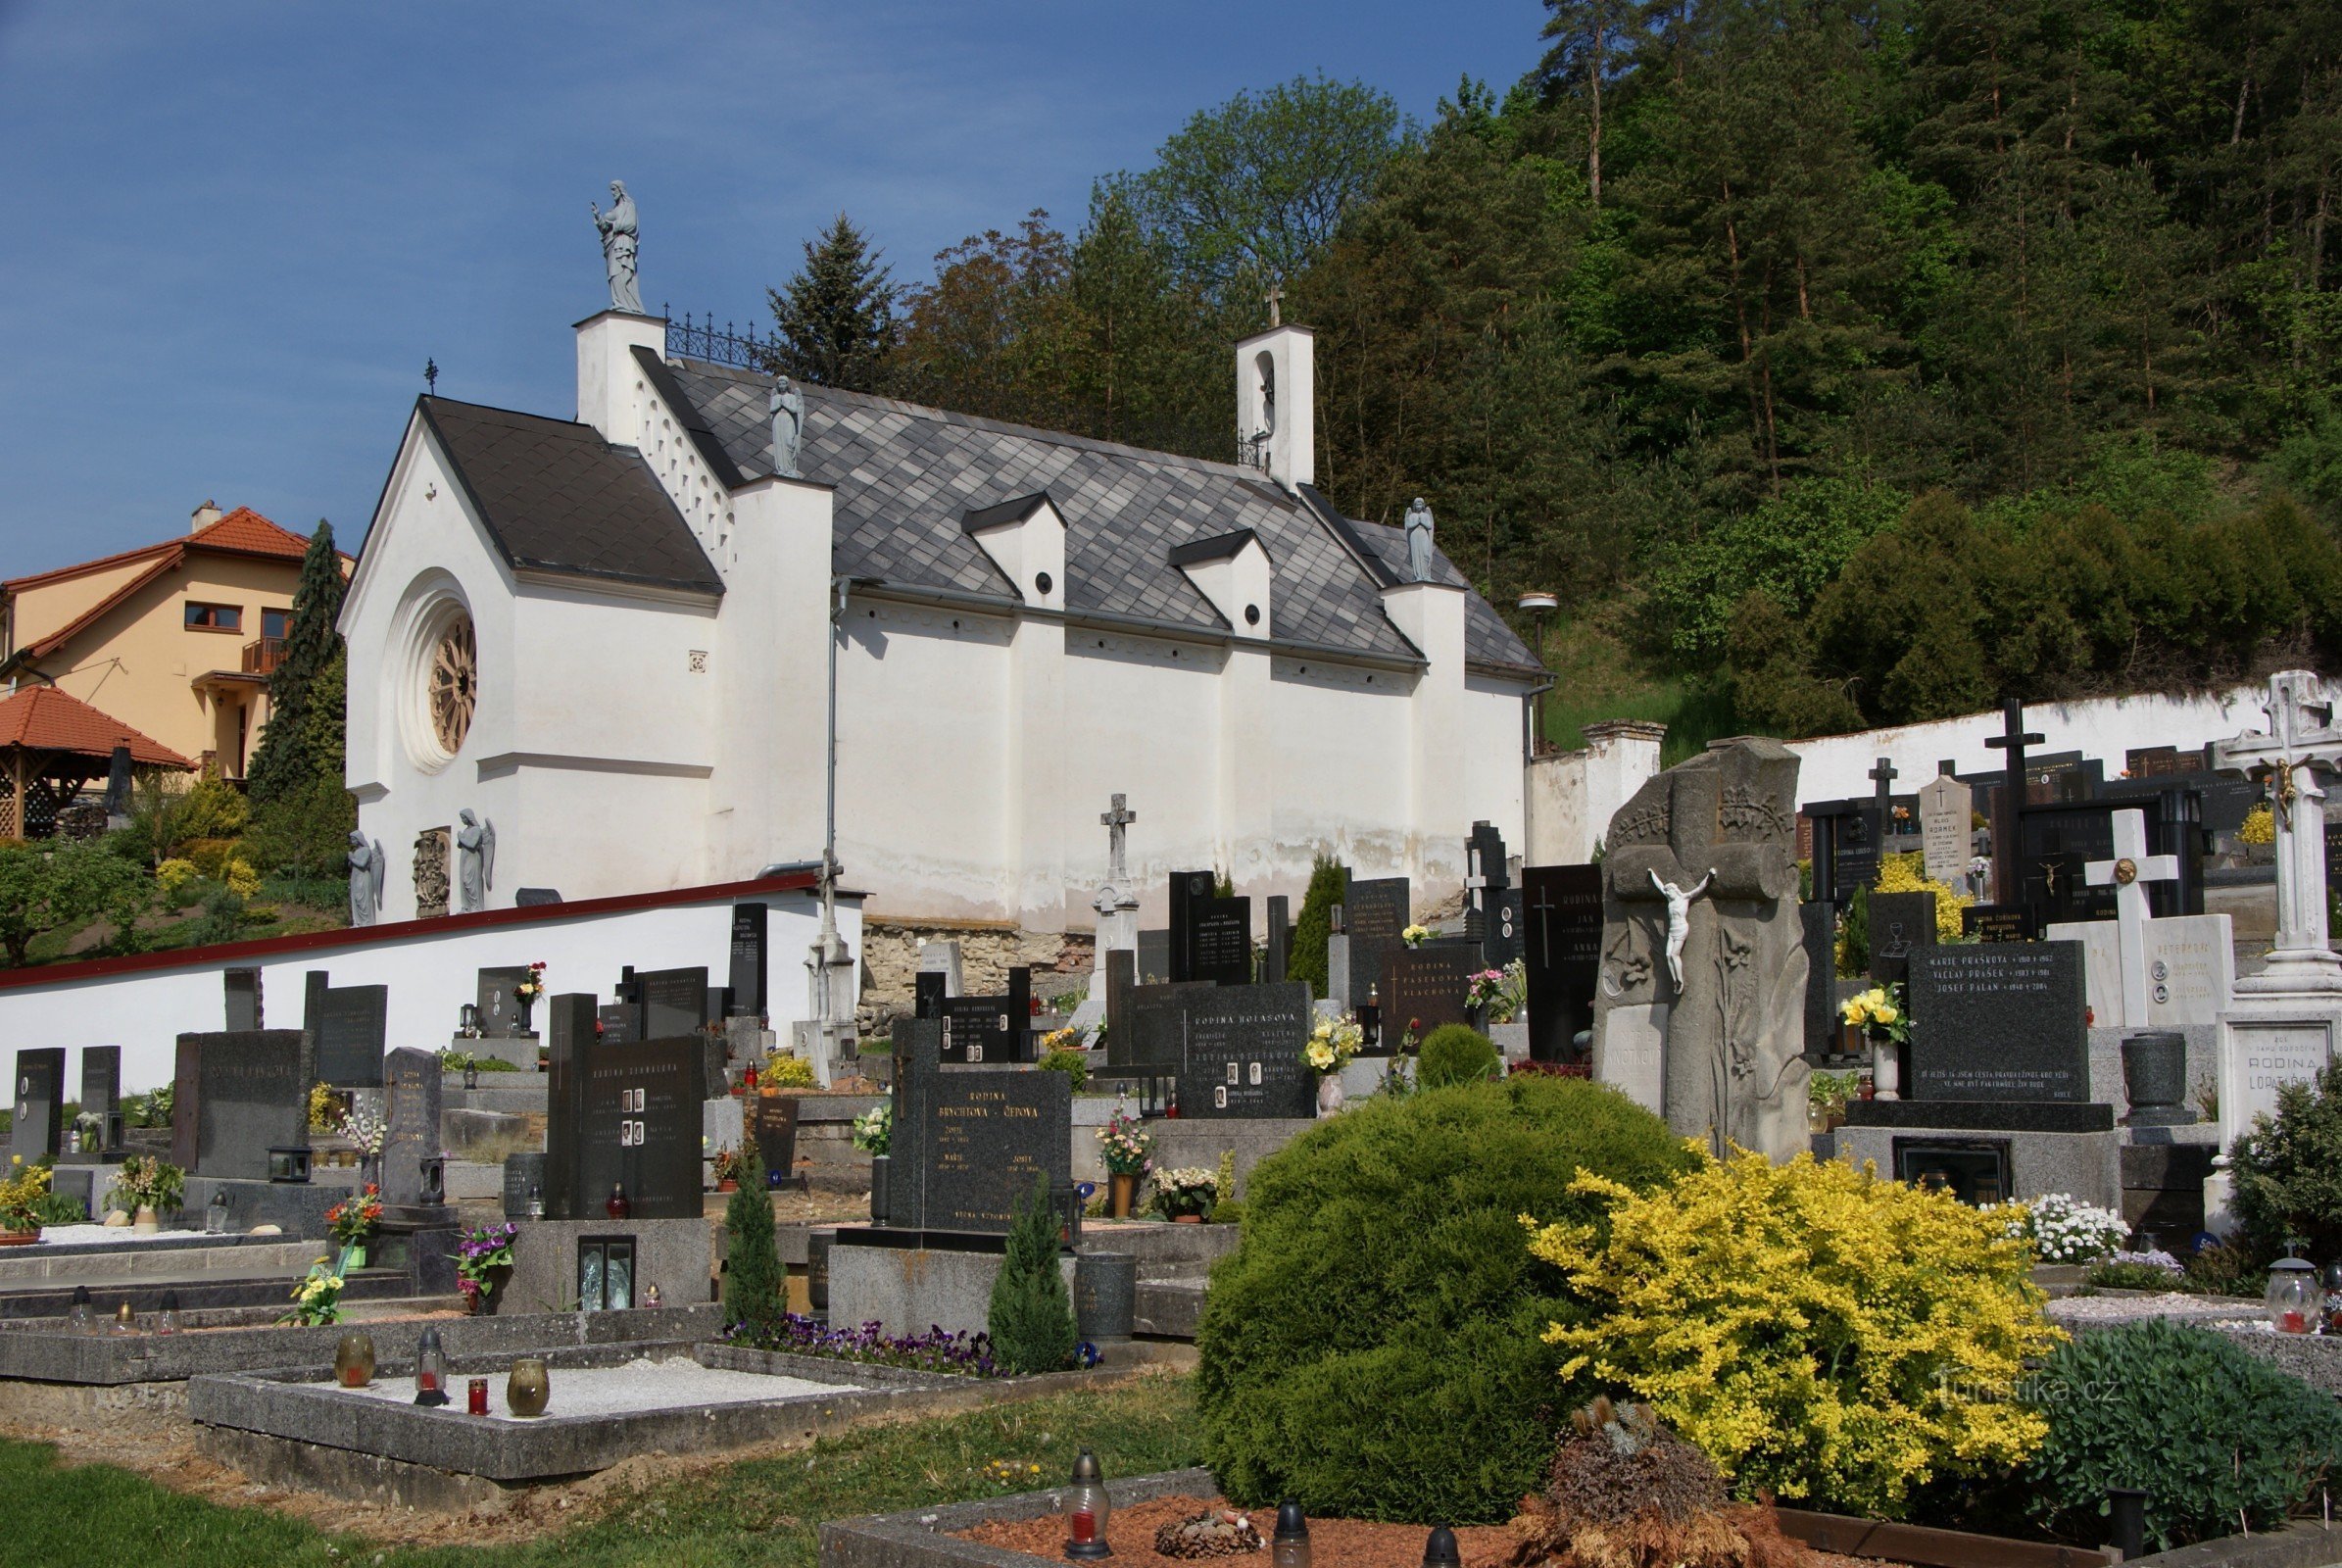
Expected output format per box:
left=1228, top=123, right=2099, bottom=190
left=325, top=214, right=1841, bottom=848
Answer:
left=1062, top=1448, right=1112, bottom=1559
left=1518, top=591, right=1557, bottom=750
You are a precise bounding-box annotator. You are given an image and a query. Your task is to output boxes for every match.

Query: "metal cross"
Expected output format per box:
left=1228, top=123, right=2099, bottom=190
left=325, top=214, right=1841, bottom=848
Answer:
left=1527, top=879, right=1558, bottom=967
left=423, top=358, right=438, bottom=394
left=1984, top=699, right=2045, bottom=907
left=2084, top=808, right=2182, bottom=1027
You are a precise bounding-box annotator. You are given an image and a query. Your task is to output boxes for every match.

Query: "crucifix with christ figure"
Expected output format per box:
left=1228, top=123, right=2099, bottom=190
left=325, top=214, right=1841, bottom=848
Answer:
left=2215, top=671, right=2342, bottom=991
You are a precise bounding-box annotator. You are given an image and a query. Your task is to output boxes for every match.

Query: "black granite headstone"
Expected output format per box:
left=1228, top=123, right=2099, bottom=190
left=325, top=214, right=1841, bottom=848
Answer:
left=597, top=1004, right=639, bottom=1045
left=942, top=965, right=1031, bottom=1063
left=1465, top=821, right=1512, bottom=957
left=380, top=1047, right=444, bottom=1208
left=1382, top=945, right=1480, bottom=1039
left=224, top=968, right=263, bottom=1032
left=1109, top=980, right=1212, bottom=1070
left=889, top=1017, right=1071, bottom=1234
left=544, top=994, right=597, bottom=1220
left=502, top=1152, right=549, bottom=1219
left=9, top=1048, right=65, bottom=1162
left=1136, top=928, right=1172, bottom=984
left=171, top=1030, right=310, bottom=1180
left=1522, top=865, right=1602, bottom=1061
left=1801, top=903, right=1840, bottom=1056
left=310, top=979, right=389, bottom=1088
left=1962, top=905, right=2036, bottom=943
left=1264, top=896, right=1290, bottom=985
left=1100, top=948, right=1136, bottom=1048
left=1483, top=887, right=1525, bottom=970
left=1830, top=806, right=1878, bottom=901
left=1342, top=877, right=1411, bottom=1009
left=474, top=967, right=535, bottom=1039
left=640, top=967, right=710, bottom=1041
left=79, top=1045, right=122, bottom=1153
left=728, top=903, right=768, bottom=1019
left=915, top=971, right=948, bottom=1018
left=1189, top=897, right=1253, bottom=986
left=1165, top=870, right=1218, bottom=983
left=561, top=1034, right=706, bottom=1221
left=746, top=1093, right=801, bottom=1189
left=1867, top=891, right=1936, bottom=986
left=1169, top=983, right=1313, bottom=1118
left=1906, top=943, right=2089, bottom=1103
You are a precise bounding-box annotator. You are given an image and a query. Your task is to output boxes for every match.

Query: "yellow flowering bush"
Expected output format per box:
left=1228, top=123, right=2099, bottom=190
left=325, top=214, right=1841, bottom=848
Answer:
left=224, top=858, right=262, bottom=900
left=760, top=1052, right=818, bottom=1089
left=1524, top=1149, right=2061, bottom=1519
left=1874, top=853, right=1971, bottom=942
left=0, top=1156, right=53, bottom=1232
left=2240, top=804, right=2275, bottom=847
left=156, top=858, right=199, bottom=897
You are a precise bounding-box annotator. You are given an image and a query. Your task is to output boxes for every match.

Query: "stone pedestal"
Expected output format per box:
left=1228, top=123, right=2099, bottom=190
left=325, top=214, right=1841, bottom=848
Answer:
left=825, top=1233, right=1075, bottom=1340
left=1837, top=1101, right=2121, bottom=1209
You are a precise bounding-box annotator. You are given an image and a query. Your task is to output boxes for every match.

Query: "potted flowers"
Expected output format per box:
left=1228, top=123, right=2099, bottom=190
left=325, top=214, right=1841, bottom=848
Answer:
left=281, top=1264, right=346, bottom=1326
left=1153, top=1167, right=1218, bottom=1223
left=0, top=1157, right=51, bottom=1245
left=1096, top=1108, right=1153, bottom=1218
left=1401, top=922, right=1433, bottom=949
left=1302, top=1015, right=1364, bottom=1117
left=711, top=1145, right=746, bottom=1194
left=338, top=1103, right=386, bottom=1184
left=852, top=1102, right=893, bottom=1222
left=1839, top=984, right=1912, bottom=1099
left=513, top=960, right=547, bottom=1031
left=1466, top=960, right=1527, bottom=1026
left=106, top=1155, right=184, bottom=1234
left=325, top=1183, right=382, bottom=1268
left=453, top=1221, right=519, bottom=1315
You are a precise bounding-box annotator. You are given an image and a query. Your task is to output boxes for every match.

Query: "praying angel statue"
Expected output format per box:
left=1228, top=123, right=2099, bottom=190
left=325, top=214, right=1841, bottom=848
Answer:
left=1649, top=867, right=1714, bottom=992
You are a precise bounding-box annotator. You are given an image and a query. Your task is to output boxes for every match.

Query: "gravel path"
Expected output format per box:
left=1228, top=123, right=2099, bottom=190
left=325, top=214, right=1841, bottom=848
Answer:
left=2045, top=1292, right=2261, bottom=1326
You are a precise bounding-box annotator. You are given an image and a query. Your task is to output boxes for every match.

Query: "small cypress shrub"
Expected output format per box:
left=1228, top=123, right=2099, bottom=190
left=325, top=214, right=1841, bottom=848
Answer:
left=988, top=1175, right=1076, bottom=1375
left=1288, top=854, right=1347, bottom=1000
left=1418, top=1024, right=1500, bottom=1087
left=722, top=1144, right=783, bottom=1336
left=2231, top=1055, right=2342, bottom=1260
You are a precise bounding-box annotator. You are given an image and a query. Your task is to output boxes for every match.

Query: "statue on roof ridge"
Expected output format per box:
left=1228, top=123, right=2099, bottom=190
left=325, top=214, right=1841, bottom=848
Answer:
left=591, top=180, right=643, bottom=315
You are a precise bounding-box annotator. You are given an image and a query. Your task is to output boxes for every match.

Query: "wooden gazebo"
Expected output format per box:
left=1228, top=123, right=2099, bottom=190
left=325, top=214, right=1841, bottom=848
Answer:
left=0, top=686, right=194, bottom=840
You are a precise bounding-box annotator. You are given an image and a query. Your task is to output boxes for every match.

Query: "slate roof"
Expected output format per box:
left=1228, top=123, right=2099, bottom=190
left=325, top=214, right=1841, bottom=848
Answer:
left=664, top=360, right=1543, bottom=676
left=0, top=686, right=193, bottom=767
left=418, top=398, right=723, bottom=595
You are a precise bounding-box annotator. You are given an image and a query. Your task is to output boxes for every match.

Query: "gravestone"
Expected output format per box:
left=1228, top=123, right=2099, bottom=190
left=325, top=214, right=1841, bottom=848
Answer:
left=728, top=903, right=768, bottom=1019
left=1342, top=877, right=1411, bottom=1009
left=888, top=1017, right=1072, bottom=1234
left=1867, top=892, right=1936, bottom=986
left=224, top=968, right=263, bottom=1032
left=474, top=967, right=535, bottom=1038
left=917, top=940, right=963, bottom=997
left=1264, top=896, right=1291, bottom=986
left=1110, top=981, right=1214, bottom=1070
left=745, top=1094, right=800, bottom=1190
left=546, top=990, right=705, bottom=1221
left=1963, top=905, right=2035, bottom=942
left=1465, top=821, right=1518, bottom=968
left=942, top=966, right=1029, bottom=1064
left=597, top=1004, right=639, bottom=1045
left=80, top=1046, right=122, bottom=1153
left=1165, top=870, right=1219, bottom=983
left=1170, top=983, right=1314, bottom=1118
left=1483, top=888, right=1525, bottom=970
left=1905, top=944, right=2089, bottom=1102
left=1521, top=865, right=1602, bottom=1061
left=1920, top=767, right=1975, bottom=888
left=1801, top=904, right=1840, bottom=1056
left=1189, top=897, right=1253, bottom=986
left=640, top=967, right=710, bottom=1040
left=1100, top=948, right=1137, bottom=1048
left=379, top=1047, right=444, bottom=1208
left=1830, top=806, right=1879, bottom=902
left=9, top=1048, right=65, bottom=1162
left=306, top=973, right=389, bottom=1088
left=171, top=1030, right=311, bottom=1180
left=1136, top=929, right=1171, bottom=984
left=1383, top=945, right=1480, bottom=1040
left=2049, top=913, right=2235, bottom=1030
left=503, top=1152, right=550, bottom=1219
left=915, top=972, right=948, bottom=1018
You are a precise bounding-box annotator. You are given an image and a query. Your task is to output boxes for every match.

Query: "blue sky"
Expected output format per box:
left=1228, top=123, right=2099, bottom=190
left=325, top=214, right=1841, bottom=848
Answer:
left=0, top=1, right=1543, bottom=571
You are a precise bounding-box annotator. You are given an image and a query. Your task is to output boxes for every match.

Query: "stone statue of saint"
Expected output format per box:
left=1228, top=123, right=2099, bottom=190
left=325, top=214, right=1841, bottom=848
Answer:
left=590, top=180, right=642, bottom=315
left=457, top=809, right=496, bottom=912
left=348, top=831, right=385, bottom=927
left=1649, top=867, right=1714, bottom=992
left=1404, top=497, right=1436, bottom=583
left=769, top=375, right=804, bottom=478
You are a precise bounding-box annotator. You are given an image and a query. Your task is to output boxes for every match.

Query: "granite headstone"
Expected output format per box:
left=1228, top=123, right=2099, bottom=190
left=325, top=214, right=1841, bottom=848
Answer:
left=1264, top=896, right=1291, bottom=986
left=1867, top=891, right=1937, bottom=986
left=889, top=1017, right=1072, bottom=1234
left=224, top=968, right=263, bottom=1032
left=379, top=1047, right=444, bottom=1208
left=1169, top=982, right=1313, bottom=1118
left=640, top=967, right=709, bottom=1041
left=1188, top=897, right=1253, bottom=986
left=561, top=1031, right=706, bottom=1221
left=9, top=1048, right=65, bottom=1162
left=308, top=976, right=389, bottom=1088
left=1382, top=945, right=1480, bottom=1039
left=1905, top=943, right=2089, bottom=1103
left=79, top=1045, right=122, bottom=1153
left=1522, top=865, right=1602, bottom=1061
left=1342, top=877, right=1411, bottom=1009
left=171, top=1030, right=310, bottom=1180
left=942, top=966, right=1030, bottom=1063
left=728, top=902, right=768, bottom=1019
left=1136, top=928, right=1172, bottom=984
left=474, top=967, right=535, bottom=1039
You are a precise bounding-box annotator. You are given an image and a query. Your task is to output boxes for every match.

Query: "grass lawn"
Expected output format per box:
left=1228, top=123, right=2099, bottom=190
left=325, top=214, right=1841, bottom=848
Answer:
left=0, top=1372, right=1201, bottom=1568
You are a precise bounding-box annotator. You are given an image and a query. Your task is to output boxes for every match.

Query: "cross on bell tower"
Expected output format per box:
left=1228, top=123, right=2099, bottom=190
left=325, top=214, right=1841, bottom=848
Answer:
left=1265, top=280, right=1284, bottom=328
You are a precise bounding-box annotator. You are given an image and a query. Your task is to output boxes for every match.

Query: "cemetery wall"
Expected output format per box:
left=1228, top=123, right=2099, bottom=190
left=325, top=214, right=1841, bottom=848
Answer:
left=1787, top=680, right=2342, bottom=808
left=1524, top=720, right=1668, bottom=863
left=858, top=922, right=1089, bottom=1014
left=0, top=876, right=852, bottom=1093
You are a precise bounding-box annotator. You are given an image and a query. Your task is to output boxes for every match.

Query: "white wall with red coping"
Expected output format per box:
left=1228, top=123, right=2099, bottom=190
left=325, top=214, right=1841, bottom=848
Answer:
left=0, top=875, right=860, bottom=1095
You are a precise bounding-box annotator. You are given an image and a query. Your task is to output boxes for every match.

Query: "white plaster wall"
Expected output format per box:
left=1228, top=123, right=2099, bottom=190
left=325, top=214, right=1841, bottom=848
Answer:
left=1526, top=725, right=1667, bottom=865
left=1786, top=680, right=2342, bottom=808
left=0, top=890, right=860, bottom=1095
left=1462, top=675, right=1529, bottom=856
left=1065, top=632, right=1224, bottom=919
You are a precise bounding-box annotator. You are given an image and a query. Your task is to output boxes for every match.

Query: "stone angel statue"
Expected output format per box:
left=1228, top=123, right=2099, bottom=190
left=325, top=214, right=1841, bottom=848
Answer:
left=1648, top=867, right=1714, bottom=992
left=590, top=180, right=642, bottom=314
left=457, top=809, right=496, bottom=912
left=348, top=831, right=386, bottom=927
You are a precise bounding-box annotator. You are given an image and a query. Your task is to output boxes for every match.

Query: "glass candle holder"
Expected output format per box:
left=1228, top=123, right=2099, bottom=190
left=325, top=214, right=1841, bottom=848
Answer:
left=1272, top=1501, right=1310, bottom=1568
left=467, top=1377, right=489, bottom=1416
left=2268, top=1255, right=2318, bottom=1334
left=506, top=1356, right=551, bottom=1418
left=414, top=1327, right=450, bottom=1406
left=334, top=1332, right=376, bottom=1389
left=1064, top=1448, right=1111, bottom=1559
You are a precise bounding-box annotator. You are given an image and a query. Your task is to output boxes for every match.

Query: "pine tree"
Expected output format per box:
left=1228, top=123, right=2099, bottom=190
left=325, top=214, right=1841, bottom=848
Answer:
left=246, top=521, right=347, bottom=806
left=1287, top=854, right=1348, bottom=1002
left=723, top=1144, right=784, bottom=1337
left=987, top=1175, right=1076, bottom=1375
left=767, top=215, right=899, bottom=392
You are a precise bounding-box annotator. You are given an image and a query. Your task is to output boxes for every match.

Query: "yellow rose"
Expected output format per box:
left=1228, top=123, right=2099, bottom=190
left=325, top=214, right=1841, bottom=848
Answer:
left=1875, top=1005, right=1898, bottom=1025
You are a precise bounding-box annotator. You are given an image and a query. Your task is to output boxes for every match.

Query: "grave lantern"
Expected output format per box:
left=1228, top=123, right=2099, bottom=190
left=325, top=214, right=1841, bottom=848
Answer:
left=155, top=1290, right=181, bottom=1336
left=606, top=1182, right=631, bottom=1219
left=67, top=1286, right=95, bottom=1335
left=1421, top=1526, right=1461, bottom=1568
left=1272, top=1501, right=1311, bottom=1568
left=1062, top=1448, right=1111, bottom=1559
left=268, top=1146, right=312, bottom=1184
left=113, top=1300, right=136, bottom=1335
left=205, top=1191, right=231, bottom=1234
left=2267, top=1251, right=2318, bottom=1334
left=413, top=1326, right=451, bottom=1405
left=526, top=1184, right=545, bottom=1220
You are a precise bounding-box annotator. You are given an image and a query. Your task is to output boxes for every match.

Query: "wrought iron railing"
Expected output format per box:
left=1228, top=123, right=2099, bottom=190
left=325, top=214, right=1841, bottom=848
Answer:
left=663, top=308, right=778, bottom=370
left=1238, top=430, right=1272, bottom=474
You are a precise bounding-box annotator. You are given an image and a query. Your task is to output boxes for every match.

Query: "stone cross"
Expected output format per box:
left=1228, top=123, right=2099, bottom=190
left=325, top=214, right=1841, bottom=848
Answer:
left=2084, top=808, right=2182, bottom=1027
left=1984, top=699, right=2044, bottom=908
left=1099, top=794, right=1137, bottom=888
left=2214, top=670, right=2342, bottom=993
left=1265, top=281, right=1283, bottom=327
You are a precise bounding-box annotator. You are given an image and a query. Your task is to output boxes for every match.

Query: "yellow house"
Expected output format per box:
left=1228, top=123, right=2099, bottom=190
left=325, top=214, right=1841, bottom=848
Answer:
left=0, top=502, right=337, bottom=782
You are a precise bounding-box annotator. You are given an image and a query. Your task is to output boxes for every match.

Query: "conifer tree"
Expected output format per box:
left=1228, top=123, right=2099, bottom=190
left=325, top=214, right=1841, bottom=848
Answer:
left=987, top=1175, right=1076, bottom=1375
left=246, top=521, right=347, bottom=806
left=1288, top=854, right=1348, bottom=1002
left=723, top=1144, right=784, bottom=1337
left=767, top=215, right=899, bottom=392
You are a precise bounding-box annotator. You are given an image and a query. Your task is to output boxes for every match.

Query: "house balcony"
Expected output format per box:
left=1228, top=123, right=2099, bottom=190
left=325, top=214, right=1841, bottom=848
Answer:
left=241, top=636, right=285, bottom=675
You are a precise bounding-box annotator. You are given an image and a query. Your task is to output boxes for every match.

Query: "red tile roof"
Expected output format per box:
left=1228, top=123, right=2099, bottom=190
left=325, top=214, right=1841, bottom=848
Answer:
left=186, top=506, right=315, bottom=562
left=0, top=685, right=194, bottom=768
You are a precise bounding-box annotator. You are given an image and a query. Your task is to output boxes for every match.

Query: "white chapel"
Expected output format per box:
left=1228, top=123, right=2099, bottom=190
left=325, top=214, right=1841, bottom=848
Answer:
left=341, top=257, right=1545, bottom=934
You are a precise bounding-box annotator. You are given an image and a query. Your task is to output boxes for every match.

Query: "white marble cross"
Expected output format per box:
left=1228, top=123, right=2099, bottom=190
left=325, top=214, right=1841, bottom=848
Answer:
left=2084, top=808, right=2181, bottom=1027
left=2214, top=670, right=2342, bottom=994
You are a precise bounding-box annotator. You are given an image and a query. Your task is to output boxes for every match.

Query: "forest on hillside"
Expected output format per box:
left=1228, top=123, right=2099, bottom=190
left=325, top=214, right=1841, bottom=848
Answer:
left=759, top=0, right=2342, bottom=749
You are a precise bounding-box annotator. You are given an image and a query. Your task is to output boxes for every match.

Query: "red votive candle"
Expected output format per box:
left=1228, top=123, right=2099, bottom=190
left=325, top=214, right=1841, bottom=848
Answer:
left=1071, top=1510, right=1097, bottom=1544
left=2282, top=1309, right=2309, bottom=1334
left=416, top=1370, right=439, bottom=1393
left=467, top=1377, right=489, bottom=1415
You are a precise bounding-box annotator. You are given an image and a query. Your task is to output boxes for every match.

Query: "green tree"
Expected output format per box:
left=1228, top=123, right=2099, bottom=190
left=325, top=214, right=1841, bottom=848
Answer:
left=245, top=521, right=347, bottom=806
left=722, top=1144, right=784, bottom=1338
left=0, top=841, right=151, bottom=967
left=987, top=1174, right=1076, bottom=1375
left=1537, top=0, right=1652, bottom=208
left=1287, top=854, right=1347, bottom=1001
left=767, top=214, right=899, bottom=392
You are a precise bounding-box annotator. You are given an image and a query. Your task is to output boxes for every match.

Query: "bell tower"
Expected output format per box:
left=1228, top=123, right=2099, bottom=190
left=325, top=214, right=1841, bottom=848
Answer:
left=1235, top=305, right=1313, bottom=492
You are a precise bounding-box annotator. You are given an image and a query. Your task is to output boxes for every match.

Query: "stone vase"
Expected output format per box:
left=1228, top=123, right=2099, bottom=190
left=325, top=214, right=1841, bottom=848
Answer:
left=868, top=1154, right=890, bottom=1223
left=1109, top=1172, right=1137, bottom=1219
left=1870, top=1037, right=1901, bottom=1102
left=468, top=1262, right=512, bottom=1315
left=2121, top=1031, right=2196, bottom=1125
left=132, top=1205, right=161, bottom=1235
left=1316, top=1073, right=1345, bottom=1118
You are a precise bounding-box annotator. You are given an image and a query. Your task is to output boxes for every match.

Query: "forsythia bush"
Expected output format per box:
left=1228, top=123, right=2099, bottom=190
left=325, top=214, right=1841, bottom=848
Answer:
left=1873, top=853, right=1971, bottom=942
left=1525, top=1150, right=2061, bottom=1519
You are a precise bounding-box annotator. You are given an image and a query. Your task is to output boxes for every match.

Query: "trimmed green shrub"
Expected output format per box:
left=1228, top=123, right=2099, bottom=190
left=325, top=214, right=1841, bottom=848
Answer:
left=1196, top=1075, right=1696, bottom=1524
left=988, top=1175, right=1076, bottom=1375
left=1037, top=1046, right=1090, bottom=1093
left=2025, top=1319, right=2342, bottom=1552
left=2231, top=1055, right=2342, bottom=1260
left=722, top=1145, right=783, bottom=1337
left=1287, top=854, right=1346, bottom=1000
left=1418, top=1024, right=1500, bottom=1087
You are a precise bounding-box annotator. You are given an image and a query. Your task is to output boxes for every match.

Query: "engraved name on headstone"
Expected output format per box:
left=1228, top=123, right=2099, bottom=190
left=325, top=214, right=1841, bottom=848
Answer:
left=1906, top=944, right=2089, bottom=1103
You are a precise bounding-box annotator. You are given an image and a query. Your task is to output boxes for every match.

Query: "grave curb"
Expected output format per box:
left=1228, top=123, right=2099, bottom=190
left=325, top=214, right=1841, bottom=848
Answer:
left=2131, top=1521, right=2342, bottom=1568
left=819, top=1466, right=1216, bottom=1568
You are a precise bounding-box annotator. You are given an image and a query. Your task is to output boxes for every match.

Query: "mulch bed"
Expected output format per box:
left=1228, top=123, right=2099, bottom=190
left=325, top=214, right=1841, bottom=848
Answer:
left=956, top=1494, right=1901, bottom=1568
